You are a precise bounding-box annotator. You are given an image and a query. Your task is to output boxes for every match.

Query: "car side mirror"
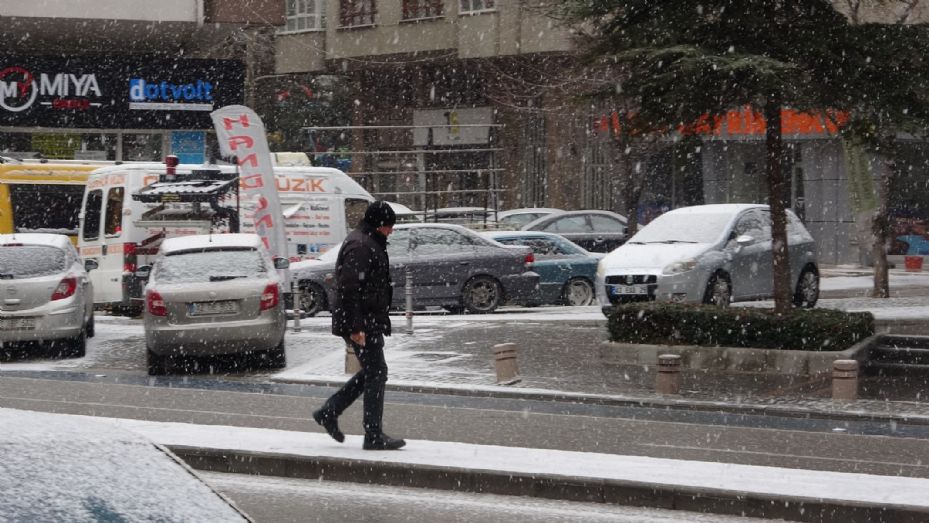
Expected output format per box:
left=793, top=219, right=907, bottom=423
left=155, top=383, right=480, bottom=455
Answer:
left=135, top=265, right=152, bottom=279
left=84, top=259, right=99, bottom=272
left=736, top=234, right=755, bottom=246
left=274, top=257, right=290, bottom=270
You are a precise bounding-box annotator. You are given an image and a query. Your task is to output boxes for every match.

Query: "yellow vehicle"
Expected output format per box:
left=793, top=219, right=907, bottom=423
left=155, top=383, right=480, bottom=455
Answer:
left=0, top=160, right=101, bottom=244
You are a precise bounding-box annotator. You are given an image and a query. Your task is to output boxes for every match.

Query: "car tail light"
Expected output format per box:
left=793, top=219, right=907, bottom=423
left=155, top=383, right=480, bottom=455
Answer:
left=123, top=242, right=138, bottom=273
left=524, top=252, right=535, bottom=269
left=260, top=284, right=280, bottom=311
left=147, top=290, right=167, bottom=316
left=51, top=276, right=77, bottom=301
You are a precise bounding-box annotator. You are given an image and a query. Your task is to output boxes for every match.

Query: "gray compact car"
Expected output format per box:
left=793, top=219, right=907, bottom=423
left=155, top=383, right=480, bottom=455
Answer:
left=140, top=233, right=289, bottom=375
left=522, top=210, right=629, bottom=253
left=596, top=204, right=819, bottom=313
left=0, top=233, right=96, bottom=358
left=291, top=223, right=541, bottom=315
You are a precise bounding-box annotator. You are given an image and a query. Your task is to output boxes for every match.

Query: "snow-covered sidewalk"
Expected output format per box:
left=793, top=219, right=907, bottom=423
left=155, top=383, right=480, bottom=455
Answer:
left=93, top=414, right=929, bottom=513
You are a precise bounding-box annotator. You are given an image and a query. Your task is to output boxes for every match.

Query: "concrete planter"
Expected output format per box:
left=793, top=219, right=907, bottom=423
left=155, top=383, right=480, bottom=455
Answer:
left=601, top=334, right=882, bottom=377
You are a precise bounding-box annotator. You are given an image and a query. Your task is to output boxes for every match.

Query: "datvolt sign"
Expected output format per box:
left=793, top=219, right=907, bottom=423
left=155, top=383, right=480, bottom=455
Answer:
left=129, top=78, right=215, bottom=111
left=0, top=54, right=244, bottom=129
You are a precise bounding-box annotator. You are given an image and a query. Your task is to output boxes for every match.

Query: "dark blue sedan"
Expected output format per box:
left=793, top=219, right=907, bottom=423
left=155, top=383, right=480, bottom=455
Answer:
left=483, top=231, right=603, bottom=306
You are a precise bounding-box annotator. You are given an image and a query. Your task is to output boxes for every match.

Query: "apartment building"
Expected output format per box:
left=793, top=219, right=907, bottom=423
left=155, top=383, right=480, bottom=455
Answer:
left=0, top=0, right=284, bottom=162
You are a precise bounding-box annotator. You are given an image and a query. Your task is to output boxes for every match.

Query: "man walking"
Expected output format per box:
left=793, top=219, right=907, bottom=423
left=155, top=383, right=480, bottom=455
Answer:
left=313, top=201, right=406, bottom=450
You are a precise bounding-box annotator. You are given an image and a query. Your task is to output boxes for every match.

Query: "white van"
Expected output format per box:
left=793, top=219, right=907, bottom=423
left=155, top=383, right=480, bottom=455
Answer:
left=78, top=161, right=372, bottom=313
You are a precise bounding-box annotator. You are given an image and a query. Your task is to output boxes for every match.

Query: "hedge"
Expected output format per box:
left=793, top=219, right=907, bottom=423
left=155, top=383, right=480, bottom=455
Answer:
left=606, top=303, right=874, bottom=351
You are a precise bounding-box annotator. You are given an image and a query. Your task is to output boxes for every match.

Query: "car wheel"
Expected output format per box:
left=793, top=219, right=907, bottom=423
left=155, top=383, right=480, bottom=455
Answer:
left=461, top=275, right=502, bottom=314
left=256, top=338, right=287, bottom=369
left=563, top=277, right=595, bottom=306
left=793, top=266, right=820, bottom=308
left=298, top=283, right=326, bottom=317
left=702, top=272, right=732, bottom=307
left=86, top=312, right=95, bottom=338
left=146, top=346, right=169, bottom=376
left=64, top=329, right=86, bottom=358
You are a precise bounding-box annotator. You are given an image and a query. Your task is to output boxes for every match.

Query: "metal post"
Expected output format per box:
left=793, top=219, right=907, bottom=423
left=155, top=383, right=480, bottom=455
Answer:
left=832, top=359, right=859, bottom=401
left=656, top=354, right=682, bottom=395
left=405, top=266, right=414, bottom=335
left=291, top=281, right=302, bottom=333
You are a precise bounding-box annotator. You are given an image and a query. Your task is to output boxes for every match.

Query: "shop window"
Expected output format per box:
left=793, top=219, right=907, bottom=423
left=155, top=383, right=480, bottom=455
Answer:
left=105, top=187, right=124, bottom=237
left=340, top=0, right=376, bottom=27
left=82, top=189, right=103, bottom=241
left=122, top=133, right=163, bottom=162
left=280, top=0, right=326, bottom=32
left=403, top=0, right=443, bottom=20
left=459, top=0, right=493, bottom=14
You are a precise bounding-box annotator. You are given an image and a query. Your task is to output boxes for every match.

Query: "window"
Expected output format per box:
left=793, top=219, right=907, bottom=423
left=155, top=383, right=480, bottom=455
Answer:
left=459, top=0, right=494, bottom=14
left=0, top=246, right=66, bottom=279
left=340, top=0, right=376, bottom=27
left=413, top=228, right=474, bottom=255
left=105, top=187, right=124, bottom=237
left=10, top=184, right=84, bottom=235
left=589, top=215, right=625, bottom=233
left=82, top=189, right=103, bottom=241
left=543, top=216, right=589, bottom=234
left=281, top=0, right=326, bottom=32
left=155, top=249, right=267, bottom=284
left=403, top=0, right=443, bottom=20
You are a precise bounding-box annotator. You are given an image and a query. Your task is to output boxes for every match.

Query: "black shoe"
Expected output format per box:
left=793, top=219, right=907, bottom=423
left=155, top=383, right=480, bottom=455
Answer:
left=312, top=409, right=344, bottom=443
left=363, top=433, right=406, bottom=450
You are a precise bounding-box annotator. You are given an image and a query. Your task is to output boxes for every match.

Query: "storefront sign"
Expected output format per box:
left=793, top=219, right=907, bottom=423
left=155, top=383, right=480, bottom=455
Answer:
left=0, top=55, right=244, bottom=129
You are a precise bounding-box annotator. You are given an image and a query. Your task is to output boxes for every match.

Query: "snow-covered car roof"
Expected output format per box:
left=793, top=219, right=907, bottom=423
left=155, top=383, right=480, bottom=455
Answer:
left=0, top=233, right=72, bottom=249
left=160, top=233, right=267, bottom=254
left=496, top=208, right=563, bottom=219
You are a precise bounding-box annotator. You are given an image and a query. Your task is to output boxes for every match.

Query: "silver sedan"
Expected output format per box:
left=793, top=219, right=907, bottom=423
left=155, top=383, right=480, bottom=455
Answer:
left=140, top=234, right=288, bottom=375
left=0, top=233, right=95, bottom=358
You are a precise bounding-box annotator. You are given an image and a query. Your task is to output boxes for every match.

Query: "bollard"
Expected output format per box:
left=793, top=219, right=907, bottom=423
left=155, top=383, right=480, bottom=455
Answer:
left=292, top=308, right=302, bottom=333
left=493, top=343, right=521, bottom=385
left=345, top=343, right=361, bottom=375
left=656, top=354, right=682, bottom=395
left=405, top=267, right=414, bottom=335
left=832, top=359, right=859, bottom=401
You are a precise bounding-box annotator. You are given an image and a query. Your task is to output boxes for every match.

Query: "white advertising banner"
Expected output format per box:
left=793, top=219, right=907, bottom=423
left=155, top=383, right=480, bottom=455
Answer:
left=210, top=105, right=287, bottom=261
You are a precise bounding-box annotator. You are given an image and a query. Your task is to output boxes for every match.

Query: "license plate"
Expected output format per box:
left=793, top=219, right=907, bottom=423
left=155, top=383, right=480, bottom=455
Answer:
left=189, top=301, right=238, bottom=316
left=0, top=317, right=35, bottom=330
left=611, top=284, right=648, bottom=296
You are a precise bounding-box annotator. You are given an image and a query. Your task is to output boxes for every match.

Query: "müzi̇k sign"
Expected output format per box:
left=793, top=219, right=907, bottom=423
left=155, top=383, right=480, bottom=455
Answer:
left=0, top=55, right=244, bottom=129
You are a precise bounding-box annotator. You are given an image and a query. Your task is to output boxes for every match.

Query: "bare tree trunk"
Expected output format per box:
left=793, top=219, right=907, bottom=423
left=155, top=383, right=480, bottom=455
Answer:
left=765, top=98, right=793, bottom=312
left=871, top=140, right=896, bottom=298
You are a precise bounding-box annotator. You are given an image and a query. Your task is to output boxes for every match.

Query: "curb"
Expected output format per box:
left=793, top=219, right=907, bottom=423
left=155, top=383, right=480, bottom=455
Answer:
left=173, top=446, right=929, bottom=523
left=272, top=375, right=929, bottom=427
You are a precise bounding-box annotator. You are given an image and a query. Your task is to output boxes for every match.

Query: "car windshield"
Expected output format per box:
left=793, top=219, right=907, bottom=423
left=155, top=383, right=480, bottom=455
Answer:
left=0, top=245, right=66, bottom=279
left=628, top=212, right=734, bottom=245
left=154, top=248, right=267, bottom=284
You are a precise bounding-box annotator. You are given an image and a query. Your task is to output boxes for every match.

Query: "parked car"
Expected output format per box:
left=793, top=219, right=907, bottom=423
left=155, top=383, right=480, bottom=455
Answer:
left=596, top=204, right=820, bottom=315
left=386, top=201, right=424, bottom=223
left=0, top=408, right=250, bottom=521
left=482, top=231, right=602, bottom=306
left=496, top=208, right=563, bottom=229
left=292, top=223, right=541, bottom=315
left=0, top=233, right=96, bottom=358
left=138, top=233, right=290, bottom=375
left=522, top=210, right=629, bottom=252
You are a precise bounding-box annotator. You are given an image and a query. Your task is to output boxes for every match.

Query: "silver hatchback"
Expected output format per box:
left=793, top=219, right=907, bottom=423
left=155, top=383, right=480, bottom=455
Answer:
left=0, top=234, right=95, bottom=358
left=597, top=204, right=819, bottom=313
left=141, top=234, right=288, bottom=375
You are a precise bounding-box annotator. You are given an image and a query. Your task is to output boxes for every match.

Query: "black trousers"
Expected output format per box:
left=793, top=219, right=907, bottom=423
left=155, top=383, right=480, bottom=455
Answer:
left=321, top=333, right=388, bottom=436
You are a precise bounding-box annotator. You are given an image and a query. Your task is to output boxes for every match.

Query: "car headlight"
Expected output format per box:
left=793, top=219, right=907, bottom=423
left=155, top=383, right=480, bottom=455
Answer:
left=663, top=259, right=698, bottom=275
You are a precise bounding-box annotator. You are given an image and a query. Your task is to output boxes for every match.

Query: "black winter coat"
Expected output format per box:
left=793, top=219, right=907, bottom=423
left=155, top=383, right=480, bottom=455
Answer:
left=331, top=223, right=393, bottom=337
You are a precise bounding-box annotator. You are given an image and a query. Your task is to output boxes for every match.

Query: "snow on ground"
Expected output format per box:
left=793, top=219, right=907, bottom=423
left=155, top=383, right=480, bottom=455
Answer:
left=81, top=413, right=929, bottom=509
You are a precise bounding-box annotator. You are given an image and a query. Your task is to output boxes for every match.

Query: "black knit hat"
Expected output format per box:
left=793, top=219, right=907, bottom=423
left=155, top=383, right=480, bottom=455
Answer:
left=362, top=200, right=397, bottom=228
